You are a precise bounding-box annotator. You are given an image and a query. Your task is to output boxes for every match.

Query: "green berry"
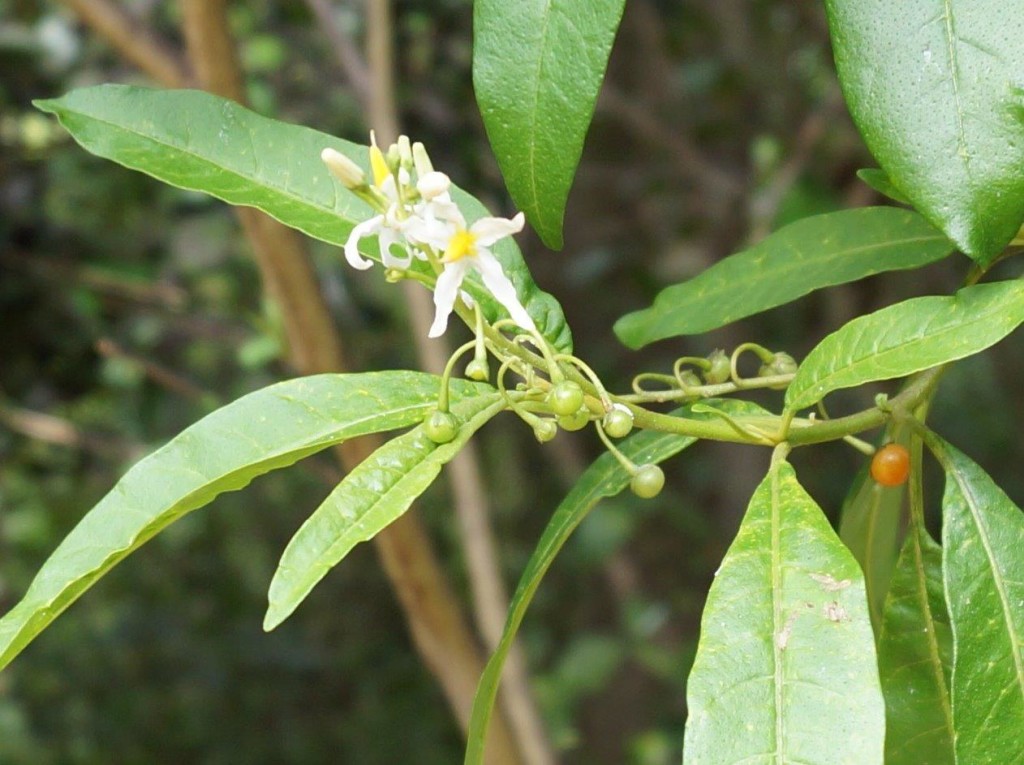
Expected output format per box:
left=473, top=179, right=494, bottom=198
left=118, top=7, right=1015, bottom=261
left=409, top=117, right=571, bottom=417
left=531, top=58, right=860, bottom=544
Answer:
left=758, top=352, right=798, bottom=389
left=677, top=370, right=702, bottom=390
left=558, top=408, right=591, bottom=431
left=424, top=410, right=459, bottom=444
left=704, top=350, right=731, bottom=385
left=465, top=358, right=490, bottom=382
left=630, top=464, right=665, bottom=499
left=603, top=406, right=634, bottom=438
left=548, top=380, right=584, bottom=416
left=533, top=419, right=558, bottom=443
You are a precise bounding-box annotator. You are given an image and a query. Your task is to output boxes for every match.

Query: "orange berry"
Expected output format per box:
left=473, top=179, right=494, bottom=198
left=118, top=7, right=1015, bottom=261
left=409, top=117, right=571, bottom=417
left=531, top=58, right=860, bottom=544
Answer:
left=871, top=443, right=910, bottom=487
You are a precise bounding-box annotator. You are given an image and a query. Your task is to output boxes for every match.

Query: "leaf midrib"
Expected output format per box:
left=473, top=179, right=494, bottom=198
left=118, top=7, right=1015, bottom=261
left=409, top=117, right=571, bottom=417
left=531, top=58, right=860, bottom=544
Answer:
left=793, top=290, right=1021, bottom=405
left=46, top=100, right=358, bottom=236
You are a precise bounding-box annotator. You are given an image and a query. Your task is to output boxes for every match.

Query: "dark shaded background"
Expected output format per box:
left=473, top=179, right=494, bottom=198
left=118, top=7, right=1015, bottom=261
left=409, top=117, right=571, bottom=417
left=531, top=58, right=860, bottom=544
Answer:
left=2, top=1, right=1022, bottom=763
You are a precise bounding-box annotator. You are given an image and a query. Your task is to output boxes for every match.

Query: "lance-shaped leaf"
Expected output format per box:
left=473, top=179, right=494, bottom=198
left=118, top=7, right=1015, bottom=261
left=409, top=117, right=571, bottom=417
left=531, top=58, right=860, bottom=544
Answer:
left=856, top=169, right=910, bottom=206
left=464, top=400, right=769, bottom=765
left=683, top=460, right=884, bottom=764
left=839, top=424, right=909, bottom=631
left=928, top=435, right=1024, bottom=763
left=34, top=85, right=572, bottom=352
left=878, top=524, right=954, bottom=765
left=474, top=0, right=626, bottom=250
left=825, top=0, right=1024, bottom=263
left=265, top=393, right=504, bottom=630
left=614, top=207, right=953, bottom=348
left=786, top=280, right=1024, bottom=411
left=0, top=372, right=491, bottom=670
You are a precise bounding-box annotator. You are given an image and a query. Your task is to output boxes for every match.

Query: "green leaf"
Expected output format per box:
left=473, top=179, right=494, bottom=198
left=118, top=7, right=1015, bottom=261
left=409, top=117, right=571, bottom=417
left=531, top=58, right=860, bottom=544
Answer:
left=265, top=393, right=503, bottom=630
left=0, top=372, right=491, bottom=670
left=683, top=459, right=884, bottom=764
left=856, top=169, right=910, bottom=206
left=929, top=435, right=1024, bottom=763
left=786, top=280, right=1024, bottom=411
left=34, top=85, right=572, bottom=352
left=878, top=524, right=954, bottom=765
left=614, top=208, right=953, bottom=348
left=473, top=0, right=625, bottom=250
left=825, top=0, right=1024, bottom=262
left=464, top=400, right=768, bottom=765
left=839, top=425, right=909, bottom=631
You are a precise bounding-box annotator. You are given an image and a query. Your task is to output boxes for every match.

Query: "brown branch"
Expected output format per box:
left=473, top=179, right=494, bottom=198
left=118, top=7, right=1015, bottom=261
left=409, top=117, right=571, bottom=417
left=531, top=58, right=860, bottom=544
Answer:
left=0, top=404, right=138, bottom=461
left=177, top=1, right=521, bottom=760
left=599, top=84, right=743, bottom=199
left=301, top=0, right=372, bottom=110
left=59, top=0, right=191, bottom=88
left=364, top=1, right=553, bottom=762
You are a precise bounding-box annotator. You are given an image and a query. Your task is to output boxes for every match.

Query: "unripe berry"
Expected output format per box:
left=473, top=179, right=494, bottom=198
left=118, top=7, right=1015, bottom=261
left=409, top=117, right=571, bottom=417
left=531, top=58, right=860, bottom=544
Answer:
left=603, top=406, right=634, bottom=438
left=758, top=352, right=798, bottom=389
left=533, top=419, right=558, bottom=443
left=631, top=464, right=665, bottom=498
left=558, top=408, right=591, bottom=432
left=548, top=380, right=584, bottom=416
left=424, top=410, right=459, bottom=444
left=677, top=370, right=702, bottom=390
left=704, top=350, right=731, bottom=385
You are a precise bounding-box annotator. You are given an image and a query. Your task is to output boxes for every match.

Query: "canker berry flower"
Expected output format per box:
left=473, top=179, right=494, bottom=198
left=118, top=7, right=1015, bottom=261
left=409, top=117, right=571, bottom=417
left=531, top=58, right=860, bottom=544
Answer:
left=405, top=201, right=536, bottom=338
left=322, top=137, right=417, bottom=271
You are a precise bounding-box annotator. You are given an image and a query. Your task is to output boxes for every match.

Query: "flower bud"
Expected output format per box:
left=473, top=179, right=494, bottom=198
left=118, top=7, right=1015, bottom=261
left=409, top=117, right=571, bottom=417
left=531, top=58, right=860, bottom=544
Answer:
left=417, top=171, right=451, bottom=201
left=397, top=135, right=413, bottom=169
left=412, top=141, right=434, bottom=176
left=321, top=147, right=366, bottom=189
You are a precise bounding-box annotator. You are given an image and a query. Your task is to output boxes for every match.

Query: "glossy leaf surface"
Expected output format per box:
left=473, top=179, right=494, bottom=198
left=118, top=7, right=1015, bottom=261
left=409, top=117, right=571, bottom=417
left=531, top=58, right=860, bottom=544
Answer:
left=878, top=525, right=953, bottom=764
left=838, top=425, right=909, bottom=631
left=0, top=372, right=490, bottom=669
left=474, top=0, right=625, bottom=249
left=35, top=85, right=572, bottom=351
left=826, top=0, right=1024, bottom=262
left=265, top=394, right=503, bottom=630
left=856, top=169, right=910, bottom=206
left=683, top=460, right=884, bottom=764
left=786, top=280, right=1024, bottom=411
left=614, top=208, right=953, bottom=348
left=931, top=436, right=1024, bottom=763
left=464, top=400, right=768, bottom=765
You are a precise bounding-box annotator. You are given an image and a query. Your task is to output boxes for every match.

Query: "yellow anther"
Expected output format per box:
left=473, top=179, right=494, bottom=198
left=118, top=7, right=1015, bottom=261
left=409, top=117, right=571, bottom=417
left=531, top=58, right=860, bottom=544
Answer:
left=443, top=230, right=478, bottom=262
left=369, top=131, right=390, bottom=188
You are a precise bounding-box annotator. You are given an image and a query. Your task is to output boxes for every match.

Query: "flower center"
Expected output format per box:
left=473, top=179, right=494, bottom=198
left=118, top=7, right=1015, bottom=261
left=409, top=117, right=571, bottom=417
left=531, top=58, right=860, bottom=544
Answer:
left=444, top=229, right=477, bottom=262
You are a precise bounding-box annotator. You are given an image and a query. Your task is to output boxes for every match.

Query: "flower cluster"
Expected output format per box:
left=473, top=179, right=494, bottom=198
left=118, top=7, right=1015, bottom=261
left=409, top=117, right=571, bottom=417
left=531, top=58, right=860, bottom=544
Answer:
left=321, top=134, right=536, bottom=339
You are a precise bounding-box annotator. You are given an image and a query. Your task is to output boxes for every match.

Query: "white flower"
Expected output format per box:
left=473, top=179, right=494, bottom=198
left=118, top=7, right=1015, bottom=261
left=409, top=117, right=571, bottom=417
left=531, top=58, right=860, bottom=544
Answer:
left=406, top=203, right=536, bottom=338
left=325, top=136, right=417, bottom=271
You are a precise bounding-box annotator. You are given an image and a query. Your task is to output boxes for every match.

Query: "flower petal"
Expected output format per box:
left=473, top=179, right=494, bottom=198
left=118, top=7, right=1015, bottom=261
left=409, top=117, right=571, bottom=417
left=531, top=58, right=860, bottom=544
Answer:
left=470, top=212, right=525, bottom=247
left=344, top=216, right=382, bottom=270
left=379, top=228, right=413, bottom=269
left=429, top=260, right=470, bottom=337
left=474, top=249, right=536, bottom=333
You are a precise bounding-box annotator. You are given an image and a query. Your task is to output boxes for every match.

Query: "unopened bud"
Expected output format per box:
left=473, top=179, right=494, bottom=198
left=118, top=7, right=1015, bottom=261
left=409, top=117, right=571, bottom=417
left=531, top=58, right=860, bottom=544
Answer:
left=418, top=171, right=451, bottom=201
left=412, top=141, right=433, bottom=176
left=397, top=135, right=413, bottom=169
left=321, top=147, right=366, bottom=189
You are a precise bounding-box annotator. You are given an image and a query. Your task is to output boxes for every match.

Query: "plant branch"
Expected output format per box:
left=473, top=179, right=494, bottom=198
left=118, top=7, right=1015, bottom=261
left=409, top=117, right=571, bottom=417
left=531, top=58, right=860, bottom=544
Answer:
left=364, top=1, right=552, bottom=762
left=59, top=0, right=191, bottom=88
left=178, top=3, right=521, bottom=760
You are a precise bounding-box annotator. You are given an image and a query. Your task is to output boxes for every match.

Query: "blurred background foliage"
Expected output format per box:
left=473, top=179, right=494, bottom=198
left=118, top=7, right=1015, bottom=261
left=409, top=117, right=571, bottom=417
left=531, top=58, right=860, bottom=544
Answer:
left=1, top=1, right=1022, bottom=763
